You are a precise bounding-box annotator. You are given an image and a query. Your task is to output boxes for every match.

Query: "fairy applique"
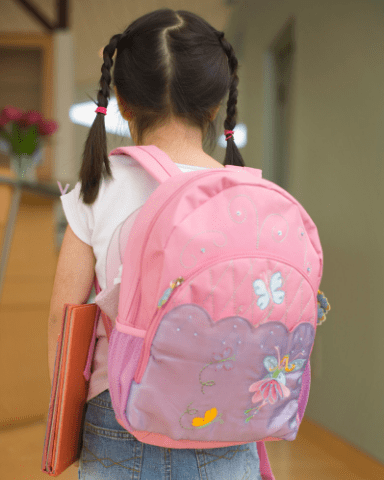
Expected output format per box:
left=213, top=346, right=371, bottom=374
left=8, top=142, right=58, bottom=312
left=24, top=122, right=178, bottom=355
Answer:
left=244, top=346, right=305, bottom=423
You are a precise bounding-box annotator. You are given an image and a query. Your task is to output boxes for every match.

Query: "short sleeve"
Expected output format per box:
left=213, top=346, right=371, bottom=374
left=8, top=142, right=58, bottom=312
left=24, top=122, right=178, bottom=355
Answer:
left=60, top=182, right=93, bottom=246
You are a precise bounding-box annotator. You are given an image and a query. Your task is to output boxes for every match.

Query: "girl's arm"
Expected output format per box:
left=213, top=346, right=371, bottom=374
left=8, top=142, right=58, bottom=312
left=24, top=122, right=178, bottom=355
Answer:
left=48, top=225, right=95, bottom=384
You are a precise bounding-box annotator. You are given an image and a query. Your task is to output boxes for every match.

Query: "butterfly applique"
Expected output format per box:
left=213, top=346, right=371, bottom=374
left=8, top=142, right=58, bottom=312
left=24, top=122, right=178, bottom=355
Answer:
left=192, top=407, right=223, bottom=428
left=253, top=271, right=285, bottom=310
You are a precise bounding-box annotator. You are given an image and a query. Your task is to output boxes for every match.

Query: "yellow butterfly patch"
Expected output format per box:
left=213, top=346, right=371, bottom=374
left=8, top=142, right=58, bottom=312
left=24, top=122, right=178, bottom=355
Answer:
left=192, top=408, right=218, bottom=427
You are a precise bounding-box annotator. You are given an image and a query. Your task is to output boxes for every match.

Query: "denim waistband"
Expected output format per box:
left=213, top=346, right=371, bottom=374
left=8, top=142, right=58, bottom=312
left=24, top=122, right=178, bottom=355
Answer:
left=87, top=389, right=112, bottom=409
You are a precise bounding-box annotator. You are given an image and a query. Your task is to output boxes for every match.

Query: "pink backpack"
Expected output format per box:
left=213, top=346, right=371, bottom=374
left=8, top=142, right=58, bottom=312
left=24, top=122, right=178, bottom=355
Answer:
left=94, top=145, right=326, bottom=480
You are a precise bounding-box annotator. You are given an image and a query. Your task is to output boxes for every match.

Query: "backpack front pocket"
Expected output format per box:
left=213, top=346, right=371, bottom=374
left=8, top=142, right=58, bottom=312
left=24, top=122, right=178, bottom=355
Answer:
left=126, top=256, right=316, bottom=442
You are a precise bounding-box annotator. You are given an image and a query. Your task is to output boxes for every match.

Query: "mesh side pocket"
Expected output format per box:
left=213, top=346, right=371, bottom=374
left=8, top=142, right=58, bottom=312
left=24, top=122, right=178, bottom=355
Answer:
left=108, top=329, right=144, bottom=431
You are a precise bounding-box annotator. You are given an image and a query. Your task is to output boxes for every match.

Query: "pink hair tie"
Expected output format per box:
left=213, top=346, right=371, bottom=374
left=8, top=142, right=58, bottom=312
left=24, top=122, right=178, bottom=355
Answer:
left=224, top=129, right=234, bottom=140
left=95, top=106, right=107, bottom=115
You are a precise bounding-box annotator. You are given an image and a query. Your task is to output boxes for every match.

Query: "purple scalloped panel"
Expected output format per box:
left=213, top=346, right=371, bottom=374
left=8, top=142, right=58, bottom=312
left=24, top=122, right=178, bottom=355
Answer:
left=127, top=304, right=315, bottom=442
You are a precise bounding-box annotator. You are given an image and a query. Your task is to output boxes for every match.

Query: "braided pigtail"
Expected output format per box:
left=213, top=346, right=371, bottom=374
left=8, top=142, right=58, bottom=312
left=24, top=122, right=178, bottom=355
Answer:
left=79, top=33, right=121, bottom=204
left=216, top=32, right=245, bottom=167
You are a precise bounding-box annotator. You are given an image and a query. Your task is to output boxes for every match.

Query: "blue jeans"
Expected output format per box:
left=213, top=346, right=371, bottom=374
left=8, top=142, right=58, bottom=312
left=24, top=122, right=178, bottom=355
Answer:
left=79, top=389, right=261, bottom=480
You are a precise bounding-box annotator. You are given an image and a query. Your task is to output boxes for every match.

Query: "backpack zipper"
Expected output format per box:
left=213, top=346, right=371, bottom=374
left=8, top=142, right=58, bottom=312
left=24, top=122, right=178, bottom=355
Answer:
left=134, top=251, right=318, bottom=383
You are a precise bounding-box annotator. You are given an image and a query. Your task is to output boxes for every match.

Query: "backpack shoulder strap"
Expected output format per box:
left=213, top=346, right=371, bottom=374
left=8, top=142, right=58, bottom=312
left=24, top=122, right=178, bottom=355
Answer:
left=109, top=145, right=182, bottom=184
left=225, top=164, right=262, bottom=179
left=111, top=145, right=263, bottom=182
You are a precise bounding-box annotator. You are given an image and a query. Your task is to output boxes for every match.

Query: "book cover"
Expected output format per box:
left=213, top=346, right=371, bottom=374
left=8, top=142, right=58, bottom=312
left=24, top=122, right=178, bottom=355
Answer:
left=42, top=303, right=98, bottom=476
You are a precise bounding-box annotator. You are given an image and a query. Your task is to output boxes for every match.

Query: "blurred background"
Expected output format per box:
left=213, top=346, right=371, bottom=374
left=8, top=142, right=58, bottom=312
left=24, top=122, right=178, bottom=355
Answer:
left=0, top=0, right=383, bottom=479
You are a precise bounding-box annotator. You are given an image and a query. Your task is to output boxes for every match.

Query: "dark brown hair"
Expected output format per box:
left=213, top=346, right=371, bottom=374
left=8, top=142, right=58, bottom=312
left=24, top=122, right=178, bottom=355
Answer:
left=80, top=9, right=244, bottom=204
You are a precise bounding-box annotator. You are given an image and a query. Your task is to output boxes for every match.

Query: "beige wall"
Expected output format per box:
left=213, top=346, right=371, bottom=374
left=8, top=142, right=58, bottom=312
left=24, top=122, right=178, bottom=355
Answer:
left=229, top=0, right=384, bottom=463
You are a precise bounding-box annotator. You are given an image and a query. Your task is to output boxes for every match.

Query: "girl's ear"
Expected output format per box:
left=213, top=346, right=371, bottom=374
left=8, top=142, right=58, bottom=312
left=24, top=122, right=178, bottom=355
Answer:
left=114, top=86, right=137, bottom=143
left=114, top=86, right=133, bottom=120
left=210, top=104, right=221, bottom=121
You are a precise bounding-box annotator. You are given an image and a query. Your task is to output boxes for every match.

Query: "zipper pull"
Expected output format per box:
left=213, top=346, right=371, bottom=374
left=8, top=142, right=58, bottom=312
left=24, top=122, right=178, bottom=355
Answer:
left=158, top=277, right=184, bottom=308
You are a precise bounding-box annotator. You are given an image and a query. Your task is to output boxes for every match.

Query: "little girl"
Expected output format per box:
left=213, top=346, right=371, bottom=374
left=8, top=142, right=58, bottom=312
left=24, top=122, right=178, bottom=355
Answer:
left=48, top=9, right=263, bottom=479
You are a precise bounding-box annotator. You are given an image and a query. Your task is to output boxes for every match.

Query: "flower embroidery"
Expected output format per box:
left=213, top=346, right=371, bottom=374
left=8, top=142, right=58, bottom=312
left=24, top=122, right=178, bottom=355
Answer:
left=199, top=346, right=236, bottom=393
left=212, top=347, right=235, bottom=371
left=317, top=290, right=331, bottom=325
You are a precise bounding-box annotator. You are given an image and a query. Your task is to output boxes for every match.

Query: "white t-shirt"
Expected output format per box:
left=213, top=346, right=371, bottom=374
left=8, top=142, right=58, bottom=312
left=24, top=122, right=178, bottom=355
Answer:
left=61, top=154, right=210, bottom=401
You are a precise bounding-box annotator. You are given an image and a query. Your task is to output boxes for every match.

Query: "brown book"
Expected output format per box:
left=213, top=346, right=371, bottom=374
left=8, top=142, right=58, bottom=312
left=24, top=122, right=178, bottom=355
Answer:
left=41, top=303, right=98, bottom=476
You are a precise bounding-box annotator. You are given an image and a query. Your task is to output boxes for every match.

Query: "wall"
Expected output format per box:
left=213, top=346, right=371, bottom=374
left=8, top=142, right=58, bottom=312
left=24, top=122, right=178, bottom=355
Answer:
left=228, top=0, right=384, bottom=463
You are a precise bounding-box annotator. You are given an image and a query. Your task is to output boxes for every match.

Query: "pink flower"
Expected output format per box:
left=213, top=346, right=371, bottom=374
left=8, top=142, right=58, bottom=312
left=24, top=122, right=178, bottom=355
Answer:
left=38, top=119, right=58, bottom=136
left=0, top=113, right=8, bottom=127
left=249, top=378, right=290, bottom=405
left=18, top=110, right=42, bottom=128
left=2, top=106, right=23, bottom=121
left=0, top=106, right=58, bottom=135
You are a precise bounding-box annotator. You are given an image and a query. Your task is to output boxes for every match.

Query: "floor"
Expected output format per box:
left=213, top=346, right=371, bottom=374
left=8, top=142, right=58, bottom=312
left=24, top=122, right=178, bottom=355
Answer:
left=0, top=418, right=382, bottom=479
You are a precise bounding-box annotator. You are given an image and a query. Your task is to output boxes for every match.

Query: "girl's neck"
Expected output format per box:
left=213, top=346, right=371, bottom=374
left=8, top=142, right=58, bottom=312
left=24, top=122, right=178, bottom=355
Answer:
left=133, top=117, right=224, bottom=168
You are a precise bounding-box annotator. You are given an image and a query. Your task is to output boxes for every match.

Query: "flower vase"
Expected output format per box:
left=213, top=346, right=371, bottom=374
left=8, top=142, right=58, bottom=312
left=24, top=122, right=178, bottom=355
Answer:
left=10, top=147, right=43, bottom=181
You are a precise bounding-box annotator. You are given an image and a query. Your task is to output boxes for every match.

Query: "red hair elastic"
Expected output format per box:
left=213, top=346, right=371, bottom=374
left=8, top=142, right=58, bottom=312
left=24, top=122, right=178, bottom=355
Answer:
left=224, top=129, right=234, bottom=140
left=95, top=106, right=107, bottom=115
